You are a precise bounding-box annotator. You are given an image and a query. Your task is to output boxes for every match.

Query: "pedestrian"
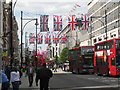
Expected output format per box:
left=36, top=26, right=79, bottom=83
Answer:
left=5, top=63, right=11, bottom=81
left=36, top=63, right=53, bottom=90
left=26, top=62, right=35, bottom=87
left=1, top=70, right=10, bottom=90
left=54, top=64, right=57, bottom=72
left=10, top=67, right=21, bottom=90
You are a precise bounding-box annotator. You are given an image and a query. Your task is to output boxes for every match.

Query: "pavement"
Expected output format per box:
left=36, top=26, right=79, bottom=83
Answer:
left=52, top=68, right=71, bottom=74
left=8, top=68, right=69, bottom=89
left=0, top=83, right=1, bottom=90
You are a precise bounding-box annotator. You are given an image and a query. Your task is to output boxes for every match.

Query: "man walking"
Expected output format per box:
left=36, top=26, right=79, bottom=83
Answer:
left=26, top=62, right=35, bottom=87
left=36, top=63, right=53, bottom=90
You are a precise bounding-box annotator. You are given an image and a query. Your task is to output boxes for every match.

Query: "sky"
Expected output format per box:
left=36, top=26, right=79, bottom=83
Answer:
left=6, top=0, right=88, bottom=52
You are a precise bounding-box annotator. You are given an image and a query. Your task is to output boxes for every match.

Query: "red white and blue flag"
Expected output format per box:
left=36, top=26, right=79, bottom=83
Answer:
left=68, top=15, right=77, bottom=31
left=37, top=33, right=43, bottom=44
left=53, top=33, right=59, bottom=44
left=61, top=33, right=67, bottom=44
left=40, top=15, right=49, bottom=32
left=29, top=33, right=35, bottom=44
left=44, top=33, right=51, bottom=44
left=53, top=15, right=62, bottom=31
left=81, top=14, right=89, bottom=30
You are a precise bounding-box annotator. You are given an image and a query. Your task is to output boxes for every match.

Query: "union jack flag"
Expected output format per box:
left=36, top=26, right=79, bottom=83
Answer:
left=61, top=33, right=67, bottom=44
left=37, top=33, right=43, bottom=44
left=29, top=33, right=35, bottom=44
left=81, top=14, right=89, bottom=30
left=53, top=33, right=59, bottom=44
left=68, top=15, right=77, bottom=31
left=53, top=15, right=62, bottom=31
left=44, top=33, right=51, bottom=44
left=40, top=15, right=49, bottom=32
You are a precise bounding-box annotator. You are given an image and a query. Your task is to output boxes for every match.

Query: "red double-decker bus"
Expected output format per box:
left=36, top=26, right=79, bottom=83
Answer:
left=33, top=54, right=46, bottom=69
left=94, top=38, right=120, bottom=76
left=46, top=60, right=53, bottom=69
left=69, top=46, right=94, bottom=74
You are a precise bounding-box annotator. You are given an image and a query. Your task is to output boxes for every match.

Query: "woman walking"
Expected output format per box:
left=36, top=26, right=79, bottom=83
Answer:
left=10, top=67, right=21, bottom=90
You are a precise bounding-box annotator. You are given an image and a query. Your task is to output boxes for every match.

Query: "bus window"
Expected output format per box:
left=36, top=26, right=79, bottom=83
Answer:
left=116, top=39, right=120, bottom=67
left=37, top=56, right=42, bottom=58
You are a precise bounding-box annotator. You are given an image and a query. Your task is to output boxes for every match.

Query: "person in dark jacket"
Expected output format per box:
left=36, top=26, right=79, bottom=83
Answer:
left=26, top=62, right=35, bottom=87
left=36, top=63, right=53, bottom=90
left=5, top=64, right=11, bottom=81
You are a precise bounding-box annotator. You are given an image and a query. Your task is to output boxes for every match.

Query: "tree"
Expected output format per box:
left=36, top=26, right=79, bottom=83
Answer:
left=53, top=55, right=59, bottom=63
left=59, top=47, right=69, bottom=63
left=44, top=57, right=49, bottom=61
left=72, top=42, right=81, bottom=48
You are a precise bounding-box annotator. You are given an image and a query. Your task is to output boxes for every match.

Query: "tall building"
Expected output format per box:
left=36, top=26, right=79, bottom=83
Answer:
left=0, top=0, right=3, bottom=88
left=87, top=0, right=120, bottom=45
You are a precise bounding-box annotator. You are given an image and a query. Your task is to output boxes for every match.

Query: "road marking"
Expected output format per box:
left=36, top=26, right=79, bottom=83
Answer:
left=61, top=85, right=119, bottom=90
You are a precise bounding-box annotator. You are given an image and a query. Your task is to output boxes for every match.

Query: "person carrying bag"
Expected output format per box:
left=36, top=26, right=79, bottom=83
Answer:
left=10, top=67, right=21, bottom=90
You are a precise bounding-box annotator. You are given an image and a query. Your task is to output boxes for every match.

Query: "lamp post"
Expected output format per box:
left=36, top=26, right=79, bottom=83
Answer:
left=90, top=10, right=107, bottom=45
left=10, top=0, right=13, bottom=67
left=21, top=11, right=38, bottom=68
left=76, top=18, right=81, bottom=45
left=35, top=19, right=39, bottom=71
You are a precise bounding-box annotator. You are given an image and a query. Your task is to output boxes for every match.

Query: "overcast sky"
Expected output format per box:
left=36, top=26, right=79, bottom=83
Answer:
left=6, top=0, right=88, bottom=51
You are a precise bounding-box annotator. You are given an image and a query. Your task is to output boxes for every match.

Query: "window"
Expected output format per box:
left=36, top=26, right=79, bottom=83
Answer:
left=95, top=40, right=113, bottom=51
left=37, top=56, right=42, bottom=58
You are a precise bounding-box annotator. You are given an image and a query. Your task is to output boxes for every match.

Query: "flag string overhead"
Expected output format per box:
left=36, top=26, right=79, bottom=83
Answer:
left=68, top=15, right=77, bottom=31
left=61, top=33, right=67, bottom=44
left=53, top=33, right=59, bottom=44
left=37, top=33, right=43, bottom=44
left=40, top=15, right=49, bottom=32
left=29, top=33, right=35, bottom=44
left=81, top=14, right=89, bottom=30
left=53, top=15, right=62, bottom=31
left=44, top=33, right=51, bottom=44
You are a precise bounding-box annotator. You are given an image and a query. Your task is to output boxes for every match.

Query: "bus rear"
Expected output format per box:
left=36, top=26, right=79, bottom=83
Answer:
left=33, top=54, right=44, bottom=69
left=47, top=60, right=53, bottom=69
left=69, top=46, right=94, bottom=74
left=81, top=46, right=94, bottom=74
left=94, top=38, right=120, bottom=76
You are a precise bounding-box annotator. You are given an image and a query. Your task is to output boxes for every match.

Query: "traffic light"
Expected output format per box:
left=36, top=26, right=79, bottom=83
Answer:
left=35, top=55, right=37, bottom=61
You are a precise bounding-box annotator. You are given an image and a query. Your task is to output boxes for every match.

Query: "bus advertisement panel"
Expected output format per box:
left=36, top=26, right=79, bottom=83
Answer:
left=94, top=38, right=120, bottom=76
left=69, top=46, right=94, bottom=74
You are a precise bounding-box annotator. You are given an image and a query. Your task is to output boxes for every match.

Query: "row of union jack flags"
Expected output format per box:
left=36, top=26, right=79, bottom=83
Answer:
left=40, top=14, right=89, bottom=32
left=28, top=33, right=67, bottom=44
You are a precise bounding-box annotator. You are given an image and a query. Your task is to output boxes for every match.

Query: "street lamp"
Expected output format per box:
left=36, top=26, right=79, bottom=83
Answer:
left=9, top=0, right=18, bottom=67
left=21, top=11, right=38, bottom=69
left=90, top=10, right=107, bottom=45
left=76, top=18, right=81, bottom=45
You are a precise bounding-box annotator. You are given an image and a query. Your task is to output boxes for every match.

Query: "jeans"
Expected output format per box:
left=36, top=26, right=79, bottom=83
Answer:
left=28, top=74, right=33, bottom=86
left=40, top=78, right=49, bottom=90
left=12, top=81, right=19, bottom=90
left=1, top=81, right=10, bottom=90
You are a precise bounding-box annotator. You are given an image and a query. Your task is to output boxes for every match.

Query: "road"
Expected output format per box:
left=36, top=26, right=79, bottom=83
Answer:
left=8, top=68, right=120, bottom=90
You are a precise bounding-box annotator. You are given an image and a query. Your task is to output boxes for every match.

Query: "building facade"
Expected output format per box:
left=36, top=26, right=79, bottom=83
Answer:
left=87, top=0, right=120, bottom=45
left=1, top=1, right=20, bottom=65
